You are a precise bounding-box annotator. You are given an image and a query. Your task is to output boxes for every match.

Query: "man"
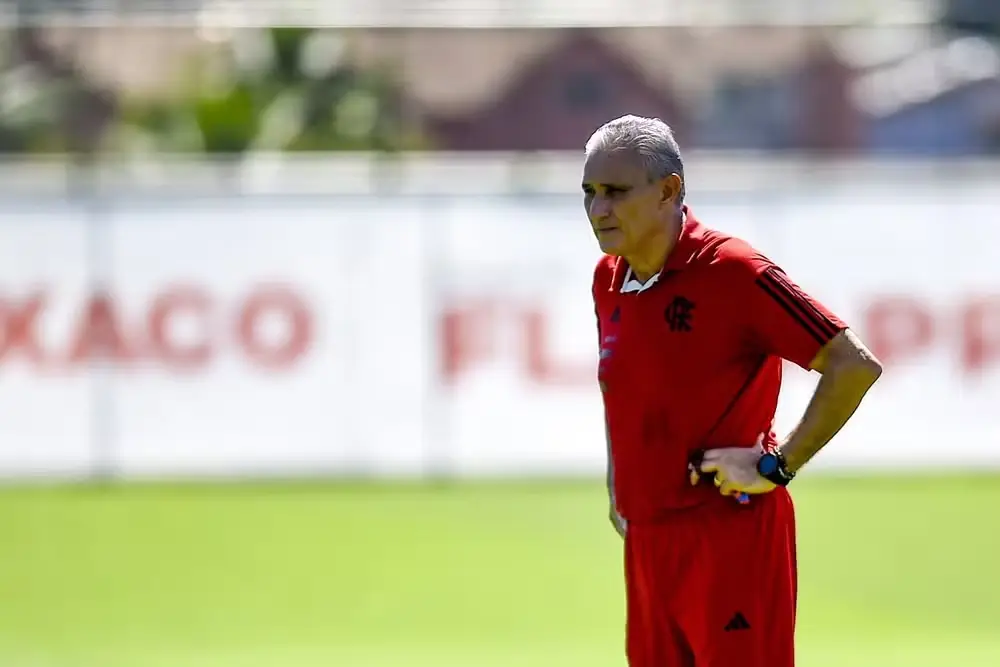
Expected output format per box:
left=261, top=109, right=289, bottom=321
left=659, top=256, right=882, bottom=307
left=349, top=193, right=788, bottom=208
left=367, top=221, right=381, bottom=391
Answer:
left=584, top=115, right=882, bottom=667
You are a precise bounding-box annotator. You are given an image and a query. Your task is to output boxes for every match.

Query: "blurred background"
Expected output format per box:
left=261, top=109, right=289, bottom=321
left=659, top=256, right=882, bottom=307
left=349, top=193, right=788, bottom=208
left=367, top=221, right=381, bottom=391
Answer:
left=2, top=1, right=999, bottom=666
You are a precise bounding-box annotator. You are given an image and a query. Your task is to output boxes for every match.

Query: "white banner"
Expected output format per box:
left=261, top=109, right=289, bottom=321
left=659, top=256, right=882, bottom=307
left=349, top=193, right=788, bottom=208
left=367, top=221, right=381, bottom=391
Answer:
left=0, top=161, right=997, bottom=479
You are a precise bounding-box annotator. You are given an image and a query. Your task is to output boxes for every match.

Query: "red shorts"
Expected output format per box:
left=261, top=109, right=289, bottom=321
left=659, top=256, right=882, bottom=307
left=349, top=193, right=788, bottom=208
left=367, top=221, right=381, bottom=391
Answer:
left=624, top=488, right=797, bottom=667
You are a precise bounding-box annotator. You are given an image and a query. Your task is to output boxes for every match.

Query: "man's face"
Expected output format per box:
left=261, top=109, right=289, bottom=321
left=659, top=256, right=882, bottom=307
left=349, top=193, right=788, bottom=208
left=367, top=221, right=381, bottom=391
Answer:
left=582, top=148, right=678, bottom=256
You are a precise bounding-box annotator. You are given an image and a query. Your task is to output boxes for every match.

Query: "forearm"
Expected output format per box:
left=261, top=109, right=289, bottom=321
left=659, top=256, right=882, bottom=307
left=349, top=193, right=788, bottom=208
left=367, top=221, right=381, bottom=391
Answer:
left=780, top=361, right=880, bottom=473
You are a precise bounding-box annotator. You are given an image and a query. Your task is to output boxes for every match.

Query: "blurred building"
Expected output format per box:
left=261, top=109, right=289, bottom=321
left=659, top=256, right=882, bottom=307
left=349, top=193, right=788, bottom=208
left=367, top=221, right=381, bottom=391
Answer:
left=2, top=1, right=1000, bottom=154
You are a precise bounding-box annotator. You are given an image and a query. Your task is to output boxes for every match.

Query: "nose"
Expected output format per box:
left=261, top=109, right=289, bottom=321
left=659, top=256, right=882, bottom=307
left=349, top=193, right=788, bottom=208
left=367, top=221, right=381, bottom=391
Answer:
left=589, top=195, right=612, bottom=221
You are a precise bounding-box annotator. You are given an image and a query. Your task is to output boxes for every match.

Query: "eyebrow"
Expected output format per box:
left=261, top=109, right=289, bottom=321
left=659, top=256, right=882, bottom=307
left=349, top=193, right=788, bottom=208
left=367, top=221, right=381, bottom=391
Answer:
left=582, top=182, right=631, bottom=190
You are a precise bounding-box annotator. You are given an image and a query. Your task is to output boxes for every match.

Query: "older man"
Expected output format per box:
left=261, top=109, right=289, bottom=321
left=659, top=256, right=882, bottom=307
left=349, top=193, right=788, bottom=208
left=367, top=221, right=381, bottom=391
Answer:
left=585, top=115, right=882, bottom=666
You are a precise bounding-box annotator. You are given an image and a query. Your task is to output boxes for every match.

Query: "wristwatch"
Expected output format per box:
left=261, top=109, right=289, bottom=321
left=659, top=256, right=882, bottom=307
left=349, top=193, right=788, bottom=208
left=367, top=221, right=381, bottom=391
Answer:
left=756, top=450, right=795, bottom=486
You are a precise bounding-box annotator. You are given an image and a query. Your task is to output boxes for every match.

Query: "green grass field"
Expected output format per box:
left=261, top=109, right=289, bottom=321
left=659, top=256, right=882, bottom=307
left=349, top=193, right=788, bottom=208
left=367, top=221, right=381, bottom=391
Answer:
left=2, top=474, right=999, bottom=667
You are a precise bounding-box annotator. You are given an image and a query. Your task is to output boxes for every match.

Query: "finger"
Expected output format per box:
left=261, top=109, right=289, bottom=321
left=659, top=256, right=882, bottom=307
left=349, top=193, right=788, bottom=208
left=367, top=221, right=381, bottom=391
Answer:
left=688, top=465, right=700, bottom=486
left=719, top=480, right=739, bottom=496
left=713, top=474, right=724, bottom=487
left=699, top=460, right=719, bottom=474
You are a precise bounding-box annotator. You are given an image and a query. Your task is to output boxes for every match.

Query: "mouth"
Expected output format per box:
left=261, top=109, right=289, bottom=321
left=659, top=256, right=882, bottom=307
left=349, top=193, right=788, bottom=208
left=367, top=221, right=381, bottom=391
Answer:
left=596, top=226, right=619, bottom=233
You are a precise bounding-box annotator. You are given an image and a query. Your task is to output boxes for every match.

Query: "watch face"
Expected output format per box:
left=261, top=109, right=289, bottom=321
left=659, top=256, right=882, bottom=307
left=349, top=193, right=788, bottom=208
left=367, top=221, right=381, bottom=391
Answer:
left=758, top=454, right=778, bottom=475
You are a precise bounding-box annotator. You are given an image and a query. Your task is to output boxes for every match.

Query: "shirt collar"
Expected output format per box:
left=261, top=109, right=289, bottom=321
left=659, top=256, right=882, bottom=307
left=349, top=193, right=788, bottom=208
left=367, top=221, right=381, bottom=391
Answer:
left=609, top=205, right=703, bottom=292
left=620, top=267, right=659, bottom=293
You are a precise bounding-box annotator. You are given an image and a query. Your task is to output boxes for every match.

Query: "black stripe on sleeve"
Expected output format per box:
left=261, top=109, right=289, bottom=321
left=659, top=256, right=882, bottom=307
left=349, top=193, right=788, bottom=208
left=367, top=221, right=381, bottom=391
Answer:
left=755, top=267, right=839, bottom=344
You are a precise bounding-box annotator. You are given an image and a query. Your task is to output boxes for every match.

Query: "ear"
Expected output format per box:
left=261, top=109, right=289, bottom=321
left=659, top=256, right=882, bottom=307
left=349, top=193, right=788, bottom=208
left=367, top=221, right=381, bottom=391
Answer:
left=660, top=173, right=683, bottom=206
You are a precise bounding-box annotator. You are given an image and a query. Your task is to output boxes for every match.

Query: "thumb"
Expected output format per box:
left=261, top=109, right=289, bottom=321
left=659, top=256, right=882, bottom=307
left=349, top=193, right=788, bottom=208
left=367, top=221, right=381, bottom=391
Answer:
left=755, top=432, right=767, bottom=450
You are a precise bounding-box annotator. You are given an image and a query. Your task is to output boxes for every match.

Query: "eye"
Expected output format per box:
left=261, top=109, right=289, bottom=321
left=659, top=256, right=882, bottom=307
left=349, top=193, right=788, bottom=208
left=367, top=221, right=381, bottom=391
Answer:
left=582, top=185, right=595, bottom=196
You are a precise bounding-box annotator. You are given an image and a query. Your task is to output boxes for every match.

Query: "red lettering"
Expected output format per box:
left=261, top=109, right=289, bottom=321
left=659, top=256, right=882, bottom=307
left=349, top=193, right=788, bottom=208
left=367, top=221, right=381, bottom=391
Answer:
left=0, top=293, right=46, bottom=364
left=961, top=297, right=1000, bottom=374
left=237, top=286, right=312, bottom=370
left=147, top=287, right=213, bottom=370
left=864, top=297, right=933, bottom=367
left=440, top=302, right=497, bottom=383
left=0, top=284, right=314, bottom=373
left=66, top=292, right=133, bottom=364
left=440, top=298, right=591, bottom=385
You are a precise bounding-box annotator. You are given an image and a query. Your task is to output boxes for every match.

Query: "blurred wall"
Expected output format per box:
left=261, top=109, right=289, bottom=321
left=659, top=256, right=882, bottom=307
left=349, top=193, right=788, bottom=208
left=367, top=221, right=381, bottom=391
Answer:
left=2, top=4, right=998, bottom=480
left=0, top=154, right=996, bottom=481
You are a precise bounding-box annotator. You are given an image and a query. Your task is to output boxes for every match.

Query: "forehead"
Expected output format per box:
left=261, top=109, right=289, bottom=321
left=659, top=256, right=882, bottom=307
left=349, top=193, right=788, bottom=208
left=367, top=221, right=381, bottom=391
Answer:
left=582, top=148, right=647, bottom=186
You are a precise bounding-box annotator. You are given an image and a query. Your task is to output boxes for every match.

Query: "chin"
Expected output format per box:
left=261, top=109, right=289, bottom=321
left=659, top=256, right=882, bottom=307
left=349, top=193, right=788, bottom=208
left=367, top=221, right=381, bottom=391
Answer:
left=598, top=239, right=626, bottom=256
left=596, top=231, right=627, bottom=255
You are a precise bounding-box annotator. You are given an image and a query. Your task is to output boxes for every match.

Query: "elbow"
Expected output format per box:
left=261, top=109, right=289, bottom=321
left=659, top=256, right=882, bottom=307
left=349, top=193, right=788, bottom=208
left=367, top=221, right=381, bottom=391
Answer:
left=853, top=336, right=883, bottom=387
left=821, top=329, right=882, bottom=389
left=856, top=356, right=883, bottom=388
left=834, top=350, right=882, bottom=391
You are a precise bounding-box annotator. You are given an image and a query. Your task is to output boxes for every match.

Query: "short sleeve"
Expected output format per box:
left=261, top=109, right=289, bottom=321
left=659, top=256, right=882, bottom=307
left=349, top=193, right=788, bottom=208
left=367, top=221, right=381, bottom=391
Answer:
left=730, top=251, right=848, bottom=370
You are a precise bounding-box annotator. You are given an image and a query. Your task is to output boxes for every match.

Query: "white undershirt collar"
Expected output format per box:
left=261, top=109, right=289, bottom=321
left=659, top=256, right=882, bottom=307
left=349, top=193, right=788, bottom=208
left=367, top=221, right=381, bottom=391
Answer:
left=620, top=268, right=660, bottom=293
left=619, top=211, right=686, bottom=294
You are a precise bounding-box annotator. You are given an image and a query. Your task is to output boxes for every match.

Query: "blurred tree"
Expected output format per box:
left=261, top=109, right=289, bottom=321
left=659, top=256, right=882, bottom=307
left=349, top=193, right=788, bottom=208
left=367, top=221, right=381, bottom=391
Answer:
left=192, top=82, right=260, bottom=153
left=0, top=26, right=118, bottom=156
left=117, top=27, right=426, bottom=155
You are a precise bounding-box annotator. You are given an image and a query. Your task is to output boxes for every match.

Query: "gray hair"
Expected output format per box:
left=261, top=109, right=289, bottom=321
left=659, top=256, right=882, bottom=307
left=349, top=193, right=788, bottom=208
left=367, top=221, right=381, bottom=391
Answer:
left=585, top=115, right=686, bottom=202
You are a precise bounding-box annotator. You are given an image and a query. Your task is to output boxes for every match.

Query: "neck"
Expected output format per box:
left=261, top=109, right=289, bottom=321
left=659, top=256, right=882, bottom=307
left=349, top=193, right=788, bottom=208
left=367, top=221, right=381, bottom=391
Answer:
left=626, top=218, right=681, bottom=283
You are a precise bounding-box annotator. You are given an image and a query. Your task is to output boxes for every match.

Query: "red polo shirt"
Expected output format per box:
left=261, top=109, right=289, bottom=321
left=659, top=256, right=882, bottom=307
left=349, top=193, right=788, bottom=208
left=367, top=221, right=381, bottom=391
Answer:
left=594, top=208, right=848, bottom=523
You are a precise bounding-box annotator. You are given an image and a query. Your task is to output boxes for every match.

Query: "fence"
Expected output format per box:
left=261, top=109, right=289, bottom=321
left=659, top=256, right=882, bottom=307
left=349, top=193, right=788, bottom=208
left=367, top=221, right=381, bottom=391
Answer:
left=0, top=153, right=997, bottom=480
